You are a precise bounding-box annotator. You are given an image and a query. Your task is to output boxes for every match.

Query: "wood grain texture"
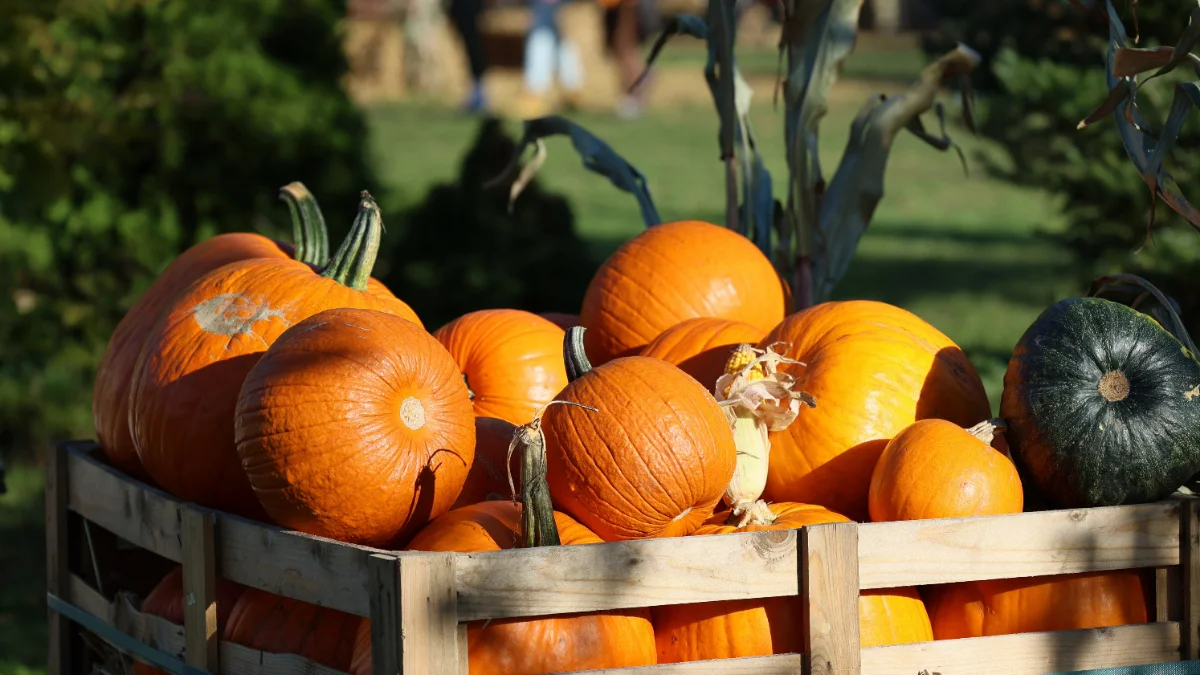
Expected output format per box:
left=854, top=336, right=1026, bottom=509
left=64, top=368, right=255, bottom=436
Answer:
left=858, top=502, right=1181, bottom=589
left=550, top=654, right=804, bottom=674
left=399, top=553, right=460, bottom=674
left=803, top=523, right=861, bottom=675
left=47, top=443, right=72, bottom=675
left=368, top=554, right=401, bottom=675
left=182, top=506, right=218, bottom=669
left=454, top=529, right=799, bottom=621
left=860, top=622, right=1182, bottom=675
left=1183, top=498, right=1200, bottom=660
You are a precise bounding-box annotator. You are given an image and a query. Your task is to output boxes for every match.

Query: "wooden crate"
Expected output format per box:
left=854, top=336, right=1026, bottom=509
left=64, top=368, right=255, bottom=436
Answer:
left=47, top=440, right=1200, bottom=675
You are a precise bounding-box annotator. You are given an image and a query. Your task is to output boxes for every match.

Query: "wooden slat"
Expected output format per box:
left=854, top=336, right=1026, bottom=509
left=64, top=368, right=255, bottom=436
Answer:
left=368, top=554, right=401, bottom=675
left=46, top=443, right=73, bottom=675
left=399, top=553, right=460, bottom=673
left=454, top=529, right=799, bottom=621
left=550, top=654, right=803, bottom=674
left=221, top=641, right=350, bottom=675
left=803, top=523, right=861, bottom=675
left=182, top=506, right=219, bottom=669
left=1184, top=498, right=1200, bottom=660
left=1156, top=568, right=1171, bottom=622
left=457, top=624, right=469, bottom=675
left=858, top=502, right=1181, bottom=589
left=66, top=447, right=184, bottom=561
left=860, top=622, right=1182, bottom=675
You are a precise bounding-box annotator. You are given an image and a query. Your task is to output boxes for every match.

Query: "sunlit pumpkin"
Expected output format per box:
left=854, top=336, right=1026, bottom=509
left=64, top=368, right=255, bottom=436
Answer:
left=224, top=588, right=361, bottom=671
left=640, top=317, right=766, bottom=390
left=451, top=417, right=520, bottom=510
left=133, top=566, right=246, bottom=675
left=579, top=220, right=786, bottom=365
left=759, top=301, right=991, bottom=520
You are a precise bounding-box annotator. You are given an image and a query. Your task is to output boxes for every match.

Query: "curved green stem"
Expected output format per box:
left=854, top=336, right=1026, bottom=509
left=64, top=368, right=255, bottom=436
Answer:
left=321, top=191, right=382, bottom=291
left=279, top=182, right=330, bottom=266
left=1088, top=273, right=1198, bottom=357
left=564, top=326, right=592, bottom=382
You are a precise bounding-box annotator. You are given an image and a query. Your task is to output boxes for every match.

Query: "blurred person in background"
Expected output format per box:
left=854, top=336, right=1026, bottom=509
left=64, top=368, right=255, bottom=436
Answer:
left=448, top=0, right=490, bottom=112
left=601, top=0, right=659, bottom=119
left=515, top=0, right=586, bottom=118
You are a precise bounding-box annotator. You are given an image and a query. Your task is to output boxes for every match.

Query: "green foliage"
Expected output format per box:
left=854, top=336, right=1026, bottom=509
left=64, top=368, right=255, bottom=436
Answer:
left=0, top=0, right=378, bottom=456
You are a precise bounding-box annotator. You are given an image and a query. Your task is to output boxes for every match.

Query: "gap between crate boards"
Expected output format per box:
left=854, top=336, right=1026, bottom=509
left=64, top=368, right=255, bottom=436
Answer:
left=45, top=441, right=1200, bottom=675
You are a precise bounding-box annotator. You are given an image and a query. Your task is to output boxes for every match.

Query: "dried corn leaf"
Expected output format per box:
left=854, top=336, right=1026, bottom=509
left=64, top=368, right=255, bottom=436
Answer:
left=631, top=14, right=708, bottom=92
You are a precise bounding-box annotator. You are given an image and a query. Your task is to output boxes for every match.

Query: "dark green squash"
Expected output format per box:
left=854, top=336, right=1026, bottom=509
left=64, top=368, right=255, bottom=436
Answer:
left=1000, top=282, right=1200, bottom=508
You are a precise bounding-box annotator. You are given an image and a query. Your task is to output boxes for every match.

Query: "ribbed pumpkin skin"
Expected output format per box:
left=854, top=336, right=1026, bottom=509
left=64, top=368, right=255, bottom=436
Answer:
left=926, top=570, right=1149, bottom=638
left=1001, top=297, right=1200, bottom=508
left=640, top=317, right=767, bottom=390
left=653, top=503, right=931, bottom=663
left=235, top=308, right=472, bottom=547
left=390, top=501, right=657, bottom=675
left=129, top=258, right=422, bottom=519
left=759, top=301, right=991, bottom=520
left=94, top=233, right=293, bottom=481
left=580, top=221, right=786, bottom=365
left=538, top=312, right=580, bottom=331
left=451, top=417, right=520, bottom=509
left=224, top=588, right=361, bottom=671
left=869, top=419, right=1023, bottom=522
left=434, top=309, right=568, bottom=426
left=133, top=566, right=246, bottom=675
left=542, top=356, right=738, bottom=541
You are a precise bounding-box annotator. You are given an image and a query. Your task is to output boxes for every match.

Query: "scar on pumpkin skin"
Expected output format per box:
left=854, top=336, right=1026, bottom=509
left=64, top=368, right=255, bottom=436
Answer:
left=191, top=292, right=292, bottom=347
left=1186, top=385, right=1200, bottom=402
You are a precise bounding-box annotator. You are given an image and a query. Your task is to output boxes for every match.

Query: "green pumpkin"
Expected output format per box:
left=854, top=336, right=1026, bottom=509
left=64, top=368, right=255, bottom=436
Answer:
left=1000, top=296, right=1200, bottom=508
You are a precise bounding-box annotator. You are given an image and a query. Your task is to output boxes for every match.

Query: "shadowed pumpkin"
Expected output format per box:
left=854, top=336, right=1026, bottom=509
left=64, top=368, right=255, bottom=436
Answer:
left=451, top=417, right=521, bottom=510
left=235, top=308, right=473, bottom=547
left=580, top=220, right=785, bottom=365
left=224, top=588, right=362, bottom=672
left=434, top=309, right=568, bottom=426
left=133, top=566, right=246, bottom=675
left=640, top=317, right=766, bottom=390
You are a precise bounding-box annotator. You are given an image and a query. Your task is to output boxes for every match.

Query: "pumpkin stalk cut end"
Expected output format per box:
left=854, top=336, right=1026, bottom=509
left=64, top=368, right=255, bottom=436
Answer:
left=507, top=399, right=598, bottom=548
left=279, top=181, right=330, bottom=267
left=965, top=418, right=1008, bottom=445
left=564, top=326, right=592, bottom=382
left=1098, top=370, right=1131, bottom=402
left=715, top=343, right=815, bottom=518
left=321, top=191, right=382, bottom=291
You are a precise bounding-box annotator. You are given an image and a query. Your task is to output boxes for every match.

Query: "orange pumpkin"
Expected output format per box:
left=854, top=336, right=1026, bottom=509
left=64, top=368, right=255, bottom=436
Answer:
left=133, top=566, right=246, bottom=675
left=759, top=301, right=991, bottom=520
left=235, top=308, right=473, bottom=546
left=349, top=501, right=657, bottom=675
left=579, top=221, right=786, bottom=365
left=224, top=588, right=361, bottom=671
left=640, top=317, right=766, bottom=389
left=434, top=309, right=568, bottom=426
left=130, top=195, right=422, bottom=518
left=653, top=503, right=932, bottom=663
left=538, top=312, right=580, bottom=331
left=542, top=356, right=737, bottom=541
left=451, top=417, right=520, bottom=510
left=925, top=571, right=1149, bottom=639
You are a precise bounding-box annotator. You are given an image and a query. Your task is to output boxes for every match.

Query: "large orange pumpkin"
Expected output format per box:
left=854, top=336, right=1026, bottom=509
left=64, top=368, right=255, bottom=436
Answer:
left=133, top=566, right=246, bottom=675
left=130, top=195, right=422, bottom=518
left=759, top=301, right=991, bottom=520
left=542, top=356, right=737, bottom=541
left=869, top=419, right=1023, bottom=522
left=351, top=501, right=657, bottom=675
left=451, top=417, right=520, bottom=510
left=235, top=308, right=473, bottom=546
left=640, top=317, right=766, bottom=390
left=579, top=221, right=786, bottom=365
left=223, top=588, right=361, bottom=671
left=434, top=309, right=568, bottom=426
left=925, top=570, right=1149, bottom=638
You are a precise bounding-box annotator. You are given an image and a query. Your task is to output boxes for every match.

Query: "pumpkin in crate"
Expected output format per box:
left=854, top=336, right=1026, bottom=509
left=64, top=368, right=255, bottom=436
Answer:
left=640, top=317, right=766, bottom=389
left=133, top=566, right=246, bottom=675
left=542, top=338, right=737, bottom=541
left=93, top=183, right=331, bottom=481
left=451, top=417, right=520, bottom=510
left=758, top=300, right=991, bottom=520
left=224, top=588, right=362, bottom=671
left=130, top=194, right=422, bottom=519
left=869, top=419, right=1023, bottom=522
left=434, top=309, right=568, bottom=426
left=236, top=307, right=474, bottom=547
left=925, top=570, right=1149, bottom=638
left=1001, top=280, right=1200, bottom=507
left=653, top=503, right=933, bottom=663
left=579, top=220, right=786, bottom=365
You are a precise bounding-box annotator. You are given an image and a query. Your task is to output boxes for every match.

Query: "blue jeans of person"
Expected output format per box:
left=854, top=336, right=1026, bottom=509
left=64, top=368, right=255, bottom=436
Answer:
left=524, top=0, right=583, bottom=95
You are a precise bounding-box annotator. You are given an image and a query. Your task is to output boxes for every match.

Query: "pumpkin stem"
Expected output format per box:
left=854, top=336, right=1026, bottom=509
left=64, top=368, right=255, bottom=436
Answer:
left=564, top=326, right=592, bottom=382
left=279, top=182, right=330, bottom=266
left=966, top=418, right=1007, bottom=445
left=507, top=400, right=598, bottom=548
left=724, top=499, right=778, bottom=528
left=321, top=191, right=382, bottom=291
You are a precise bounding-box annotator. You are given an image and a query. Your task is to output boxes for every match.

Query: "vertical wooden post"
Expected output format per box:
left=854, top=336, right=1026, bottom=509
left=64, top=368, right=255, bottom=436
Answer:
left=368, top=554, right=402, bottom=675
left=802, top=522, right=861, bottom=675
left=1182, top=498, right=1200, bottom=660
left=369, top=553, right=461, bottom=674
left=181, top=505, right=219, bottom=671
left=45, top=443, right=72, bottom=675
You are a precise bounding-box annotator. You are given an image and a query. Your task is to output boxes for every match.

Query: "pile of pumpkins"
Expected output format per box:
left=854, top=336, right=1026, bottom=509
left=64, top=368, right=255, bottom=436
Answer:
left=93, top=184, right=1200, bottom=675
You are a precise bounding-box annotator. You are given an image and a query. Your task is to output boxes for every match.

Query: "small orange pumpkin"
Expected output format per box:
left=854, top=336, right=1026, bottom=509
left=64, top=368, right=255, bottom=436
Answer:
left=869, top=419, right=1023, bottom=522
left=640, top=317, right=766, bottom=389
left=451, top=417, right=520, bottom=510
left=133, top=566, right=246, bottom=675
left=224, top=588, right=361, bottom=671
left=434, top=309, right=568, bottom=426
left=235, top=308, right=473, bottom=547
left=579, top=221, right=786, bottom=365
